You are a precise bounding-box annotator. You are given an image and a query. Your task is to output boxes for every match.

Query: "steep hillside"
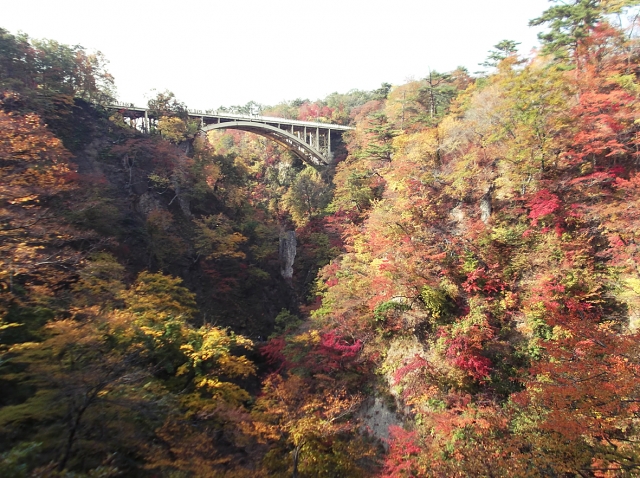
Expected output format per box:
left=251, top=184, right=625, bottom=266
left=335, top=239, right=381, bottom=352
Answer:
left=260, top=4, right=640, bottom=476
left=4, top=2, right=640, bottom=476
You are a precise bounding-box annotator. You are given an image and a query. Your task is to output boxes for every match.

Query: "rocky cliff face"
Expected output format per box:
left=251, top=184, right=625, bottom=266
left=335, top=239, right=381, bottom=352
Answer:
left=480, top=193, right=492, bottom=224
left=279, top=230, right=297, bottom=280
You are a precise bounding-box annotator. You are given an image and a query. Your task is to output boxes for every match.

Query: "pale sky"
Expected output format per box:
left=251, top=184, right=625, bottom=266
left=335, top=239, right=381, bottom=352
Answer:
left=3, top=0, right=552, bottom=109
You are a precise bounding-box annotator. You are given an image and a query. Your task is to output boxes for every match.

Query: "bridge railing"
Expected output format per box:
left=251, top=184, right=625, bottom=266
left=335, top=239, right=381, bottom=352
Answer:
left=192, top=111, right=352, bottom=130
left=108, top=104, right=353, bottom=130
left=110, top=101, right=139, bottom=108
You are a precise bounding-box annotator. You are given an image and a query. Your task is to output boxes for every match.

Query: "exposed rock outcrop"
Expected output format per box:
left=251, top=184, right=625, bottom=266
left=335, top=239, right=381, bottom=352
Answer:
left=279, top=230, right=297, bottom=280
left=480, top=184, right=494, bottom=224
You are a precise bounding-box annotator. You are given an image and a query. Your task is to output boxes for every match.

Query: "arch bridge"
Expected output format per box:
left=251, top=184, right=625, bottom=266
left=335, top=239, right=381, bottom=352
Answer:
left=108, top=104, right=353, bottom=166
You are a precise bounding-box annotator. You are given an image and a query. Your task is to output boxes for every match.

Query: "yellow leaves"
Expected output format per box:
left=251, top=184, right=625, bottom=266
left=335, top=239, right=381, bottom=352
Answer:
left=499, top=290, right=518, bottom=312
left=7, top=341, right=41, bottom=353
left=196, top=377, right=224, bottom=390
left=0, top=110, right=70, bottom=165
left=393, top=129, right=439, bottom=166
left=0, top=110, right=73, bottom=211
left=175, top=363, right=190, bottom=377
left=156, top=116, right=194, bottom=144
left=533, top=372, right=554, bottom=385
left=7, top=194, right=39, bottom=205
left=227, top=233, right=249, bottom=257
left=385, top=81, right=423, bottom=127
left=139, top=325, right=164, bottom=338
left=64, top=274, right=257, bottom=413
left=282, top=166, right=331, bottom=227
left=308, top=329, right=322, bottom=345
left=233, top=333, right=254, bottom=349
left=177, top=325, right=256, bottom=405
left=147, top=172, right=171, bottom=189
left=624, top=277, right=640, bottom=295
left=0, top=320, right=21, bottom=331
left=195, top=378, right=251, bottom=405
left=610, top=73, right=640, bottom=95
left=616, top=277, right=640, bottom=331
left=551, top=325, right=573, bottom=340
left=443, top=151, right=482, bottom=200
left=0, top=109, right=76, bottom=303
left=437, top=115, right=462, bottom=151
left=72, top=253, right=125, bottom=308
left=121, top=271, right=197, bottom=321
left=194, top=214, right=248, bottom=260
left=601, top=0, right=640, bottom=13
left=252, top=372, right=363, bottom=456
left=217, top=354, right=255, bottom=378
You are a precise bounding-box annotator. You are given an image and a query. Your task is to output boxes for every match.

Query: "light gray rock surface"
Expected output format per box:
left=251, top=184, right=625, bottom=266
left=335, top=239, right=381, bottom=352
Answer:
left=279, top=230, right=296, bottom=280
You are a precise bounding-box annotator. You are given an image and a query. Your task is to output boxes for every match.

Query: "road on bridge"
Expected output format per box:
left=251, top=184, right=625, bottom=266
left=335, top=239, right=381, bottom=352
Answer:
left=108, top=104, right=353, bottom=166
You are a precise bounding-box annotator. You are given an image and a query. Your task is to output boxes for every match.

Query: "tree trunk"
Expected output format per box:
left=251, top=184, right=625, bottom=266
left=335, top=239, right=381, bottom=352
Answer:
left=292, top=443, right=303, bottom=478
left=58, top=393, right=95, bottom=471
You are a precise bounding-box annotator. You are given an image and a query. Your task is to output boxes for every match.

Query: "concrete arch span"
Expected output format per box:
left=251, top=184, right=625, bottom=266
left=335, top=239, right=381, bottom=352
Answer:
left=201, top=121, right=330, bottom=167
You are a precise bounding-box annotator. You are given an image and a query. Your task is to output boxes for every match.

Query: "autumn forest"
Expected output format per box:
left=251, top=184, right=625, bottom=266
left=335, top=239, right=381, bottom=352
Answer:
left=4, top=1, right=640, bottom=476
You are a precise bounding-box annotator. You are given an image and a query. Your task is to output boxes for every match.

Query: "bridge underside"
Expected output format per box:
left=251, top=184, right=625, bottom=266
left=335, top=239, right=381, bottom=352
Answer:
left=202, top=121, right=333, bottom=167
left=107, top=105, right=350, bottom=167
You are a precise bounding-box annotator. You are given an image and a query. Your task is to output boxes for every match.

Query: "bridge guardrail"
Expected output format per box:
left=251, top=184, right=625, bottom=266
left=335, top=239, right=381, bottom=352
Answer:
left=108, top=104, right=353, bottom=130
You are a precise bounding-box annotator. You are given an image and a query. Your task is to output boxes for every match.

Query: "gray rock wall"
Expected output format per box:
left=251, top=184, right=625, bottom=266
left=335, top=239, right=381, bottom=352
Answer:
left=279, top=230, right=297, bottom=280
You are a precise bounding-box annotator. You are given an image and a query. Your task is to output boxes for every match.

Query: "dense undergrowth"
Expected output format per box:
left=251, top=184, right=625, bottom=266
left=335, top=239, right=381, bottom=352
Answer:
left=4, top=1, right=640, bottom=476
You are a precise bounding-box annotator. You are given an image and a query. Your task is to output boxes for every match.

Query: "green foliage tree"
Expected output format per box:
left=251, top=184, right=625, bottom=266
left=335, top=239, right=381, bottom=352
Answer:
left=531, top=0, right=604, bottom=60
left=0, top=28, right=114, bottom=108
left=283, top=166, right=331, bottom=226
left=1, top=271, right=256, bottom=475
left=72, top=253, right=125, bottom=308
left=529, top=0, right=640, bottom=61
left=361, top=112, right=399, bottom=161
left=418, top=70, right=460, bottom=123
left=480, top=39, right=521, bottom=67
left=147, top=89, right=187, bottom=118
left=194, top=213, right=248, bottom=260
left=373, top=82, right=393, bottom=99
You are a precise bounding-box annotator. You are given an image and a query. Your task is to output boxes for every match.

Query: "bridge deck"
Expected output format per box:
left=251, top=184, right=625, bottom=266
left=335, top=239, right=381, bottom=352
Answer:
left=107, top=104, right=352, bottom=166
left=107, top=104, right=353, bottom=131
